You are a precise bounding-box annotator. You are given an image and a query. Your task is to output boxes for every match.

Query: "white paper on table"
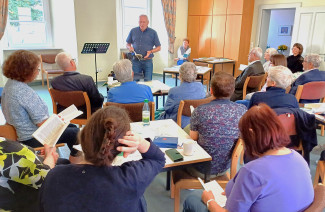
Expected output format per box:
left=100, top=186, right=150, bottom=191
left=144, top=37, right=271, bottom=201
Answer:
left=239, top=64, right=248, bottom=71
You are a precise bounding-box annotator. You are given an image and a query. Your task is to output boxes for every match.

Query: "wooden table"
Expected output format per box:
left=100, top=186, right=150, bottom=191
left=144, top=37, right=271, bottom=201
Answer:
left=107, top=80, right=170, bottom=109
left=163, top=66, right=212, bottom=87
left=138, top=80, right=170, bottom=109
left=193, top=58, right=236, bottom=76
left=131, top=119, right=212, bottom=189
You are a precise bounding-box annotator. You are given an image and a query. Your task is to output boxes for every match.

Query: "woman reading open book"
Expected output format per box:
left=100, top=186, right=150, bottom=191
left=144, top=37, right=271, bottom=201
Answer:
left=1, top=50, right=81, bottom=163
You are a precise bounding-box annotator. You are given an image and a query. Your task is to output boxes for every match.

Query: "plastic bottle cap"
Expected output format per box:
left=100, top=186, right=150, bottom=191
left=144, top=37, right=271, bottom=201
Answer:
left=144, top=99, right=149, bottom=103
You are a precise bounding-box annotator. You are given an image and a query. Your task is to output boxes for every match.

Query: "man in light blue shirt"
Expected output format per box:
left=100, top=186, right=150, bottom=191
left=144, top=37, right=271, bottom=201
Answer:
left=107, top=59, right=153, bottom=103
left=126, top=15, right=161, bottom=81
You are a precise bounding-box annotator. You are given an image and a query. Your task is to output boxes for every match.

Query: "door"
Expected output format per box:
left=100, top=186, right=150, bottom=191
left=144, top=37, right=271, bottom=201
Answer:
left=291, top=7, right=325, bottom=70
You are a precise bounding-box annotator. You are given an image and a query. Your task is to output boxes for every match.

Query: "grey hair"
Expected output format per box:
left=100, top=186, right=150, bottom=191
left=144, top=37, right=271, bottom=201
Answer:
left=266, top=48, right=277, bottom=56
left=113, top=59, right=133, bottom=83
left=139, top=14, right=149, bottom=21
left=55, top=52, right=73, bottom=70
left=179, top=62, right=197, bottom=82
left=251, top=47, right=263, bottom=59
left=268, top=66, right=293, bottom=89
left=304, top=53, right=322, bottom=68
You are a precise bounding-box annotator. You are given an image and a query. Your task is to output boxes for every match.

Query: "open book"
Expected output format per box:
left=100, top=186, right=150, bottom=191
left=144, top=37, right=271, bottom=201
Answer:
left=32, top=105, right=83, bottom=147
left=198, top=177, right=227, bottom=207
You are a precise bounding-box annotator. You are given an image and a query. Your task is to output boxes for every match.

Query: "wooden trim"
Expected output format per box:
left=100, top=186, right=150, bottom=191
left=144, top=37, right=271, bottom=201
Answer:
left=242, top=76, right=250, bottom=100
left=48, top=88, right=58, bottom=114
left=295, top=85, right=304, bottom=102
left=177, top=100, right=185, bottom=127
left=314, top=161, right=325, bottom=187
left=83, top=92, right=92, bottom=119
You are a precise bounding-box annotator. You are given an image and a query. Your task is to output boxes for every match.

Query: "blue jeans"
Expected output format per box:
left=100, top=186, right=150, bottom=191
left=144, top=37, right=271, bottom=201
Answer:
left=132, top=59, right=153, bottom=81
left=183, top=191, right=208, bottom=212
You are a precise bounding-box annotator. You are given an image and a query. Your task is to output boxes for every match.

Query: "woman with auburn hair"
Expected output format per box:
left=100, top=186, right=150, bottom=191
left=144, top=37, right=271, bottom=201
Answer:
left=1, top=50, right=81, bottom=163
left=270, top=53, right=288, bottom=67
left=183, top=104, right=314, bottom=212
left=39, top=106, right=165, bottom=212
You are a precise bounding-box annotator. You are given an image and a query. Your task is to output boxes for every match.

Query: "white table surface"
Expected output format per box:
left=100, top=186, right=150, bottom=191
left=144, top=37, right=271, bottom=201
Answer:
left=163, top=65, right=212, bottom=75
left=131, top=119, right=212, bottom=168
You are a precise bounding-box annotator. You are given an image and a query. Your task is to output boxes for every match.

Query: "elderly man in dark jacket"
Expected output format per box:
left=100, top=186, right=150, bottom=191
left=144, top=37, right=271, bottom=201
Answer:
left=231, top=47, right=265, bottom=101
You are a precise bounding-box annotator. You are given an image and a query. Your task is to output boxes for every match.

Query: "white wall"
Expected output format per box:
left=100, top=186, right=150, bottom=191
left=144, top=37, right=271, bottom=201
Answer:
left=266, top=9, right=295, bottom=56
left=50, top=0, right=78, bottom=59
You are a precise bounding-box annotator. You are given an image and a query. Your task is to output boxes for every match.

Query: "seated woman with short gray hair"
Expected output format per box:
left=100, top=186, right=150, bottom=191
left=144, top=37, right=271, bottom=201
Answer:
left=158, top=62, right=206, bottom=128
left=248, top=66, right=298, bottom=109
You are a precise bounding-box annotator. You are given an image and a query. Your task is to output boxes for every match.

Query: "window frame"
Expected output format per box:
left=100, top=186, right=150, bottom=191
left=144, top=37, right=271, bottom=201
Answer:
left=120, top=0, right=151, bottom=46
left=5, top=0, right=53, bottom=49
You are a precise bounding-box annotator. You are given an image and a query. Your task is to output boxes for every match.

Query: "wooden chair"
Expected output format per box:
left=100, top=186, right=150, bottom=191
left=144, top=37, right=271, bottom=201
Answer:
left=295, top=81, right=325, bottom=103
left=0, top=124, right=64, bottom=152
left=314, top=160, right=325, bottom=187
left=0, top=124, right=17, bottom=141
left=277, top=113, right=304, bottom=156
left=170, top=138, right=244, bottom=212
left=40, top=54, right=64, bottom=87
left=294, top=81, right=325, bottom=136
left=103, top=102, right=155, bottom=122
left=242, top=74, right=266, bottom=99
left=176, top=97, right=214, bottom=127
left=305, top=184, right=325, bottom=212
left=48, top=88, right=91, bottom=127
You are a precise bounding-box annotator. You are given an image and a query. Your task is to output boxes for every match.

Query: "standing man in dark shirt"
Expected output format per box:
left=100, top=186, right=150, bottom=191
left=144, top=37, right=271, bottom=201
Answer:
left=126, top=14, right=161, bottom=81
left=51, top=52, right=104, bottom=114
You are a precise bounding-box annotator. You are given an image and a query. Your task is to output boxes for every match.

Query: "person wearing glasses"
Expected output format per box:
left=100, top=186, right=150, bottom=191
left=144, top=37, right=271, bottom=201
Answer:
left=1, top=50, right=81, bottom=163
left=51, top=52, right=104, bottom=114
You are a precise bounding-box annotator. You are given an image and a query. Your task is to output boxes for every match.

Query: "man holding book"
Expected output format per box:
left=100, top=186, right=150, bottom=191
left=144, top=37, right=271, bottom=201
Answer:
left=126, top=14, right=161, bottom=81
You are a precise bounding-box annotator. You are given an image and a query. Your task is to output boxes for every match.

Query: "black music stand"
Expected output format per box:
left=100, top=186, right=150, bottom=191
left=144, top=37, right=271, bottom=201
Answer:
left=81, top=43, right=110, bottom=87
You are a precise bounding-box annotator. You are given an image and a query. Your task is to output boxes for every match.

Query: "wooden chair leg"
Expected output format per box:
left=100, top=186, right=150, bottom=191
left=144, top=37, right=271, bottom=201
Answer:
left=174, top=182, right=181, bottom=212
left=170, top=171, right=175, bottom=199
left=314, top=162, right=320, bottom=188
left=41, top=70, right=45, bottom=87
left=321, top=124, right=324, bottom=136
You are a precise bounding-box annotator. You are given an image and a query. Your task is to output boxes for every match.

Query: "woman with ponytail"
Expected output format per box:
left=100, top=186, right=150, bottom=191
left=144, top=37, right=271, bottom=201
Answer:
left=39, top=106, right=166, bottom=212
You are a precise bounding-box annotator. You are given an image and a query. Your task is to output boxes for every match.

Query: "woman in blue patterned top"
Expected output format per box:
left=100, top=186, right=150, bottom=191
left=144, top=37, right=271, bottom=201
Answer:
left=188, top=72, right=247, bottom=177
left=1, top=50, right=81, bottom=163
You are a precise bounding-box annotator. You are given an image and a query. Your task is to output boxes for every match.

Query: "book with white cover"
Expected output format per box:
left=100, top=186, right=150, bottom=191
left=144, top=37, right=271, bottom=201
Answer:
left=32, top=105, right=83, bottom=147
left=198, top=177, right=227, bottom=207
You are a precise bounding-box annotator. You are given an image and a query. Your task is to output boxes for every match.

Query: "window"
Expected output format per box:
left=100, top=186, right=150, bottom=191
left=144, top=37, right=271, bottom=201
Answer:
left=121, top=0, right=150, bottom=44
left=6, top=0, right=52, bottom=48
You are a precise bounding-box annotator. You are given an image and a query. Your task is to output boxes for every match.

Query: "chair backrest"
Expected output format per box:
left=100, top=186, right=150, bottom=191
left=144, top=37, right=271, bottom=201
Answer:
left=277, top=113, right=304, bottom=156
left=230, top=138, right=244, bottom=179
left=277, top=113, right=297, bottom=136
left=295, top=81, right=325, bottom=102
left=40, top=54, right=57, bottom=64
left=48, top=88, right=91, bottom=119
left=103, top=102, right=155, bottom=122
left=304, top=184, right=325, bottom=212
left=242, top=74, right=266, bottom=99
left=0, top=124, right=17, bottom=141
left=177, top=97, right=214, bottom=127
